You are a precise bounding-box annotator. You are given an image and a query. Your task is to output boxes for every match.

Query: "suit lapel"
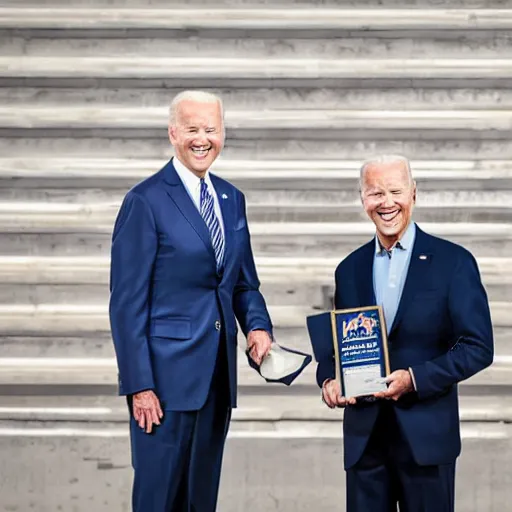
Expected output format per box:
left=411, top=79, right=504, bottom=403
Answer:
left=357, top=241, right=376, bottom=307
left=389, top=226, right=433, bottom=335
left=162, top=160, right=215, bottom=260
left=210, top=173, right=235, bottom=270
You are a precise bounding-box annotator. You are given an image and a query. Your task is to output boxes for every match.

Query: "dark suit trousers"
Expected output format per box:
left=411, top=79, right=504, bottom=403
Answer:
left=346, top=403, right=455, bottom=512
left=129, top=336, right=232, bottom=512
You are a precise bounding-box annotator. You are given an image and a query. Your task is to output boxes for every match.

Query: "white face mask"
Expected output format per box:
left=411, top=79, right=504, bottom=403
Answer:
left=259, top=344, right=308, bottom=381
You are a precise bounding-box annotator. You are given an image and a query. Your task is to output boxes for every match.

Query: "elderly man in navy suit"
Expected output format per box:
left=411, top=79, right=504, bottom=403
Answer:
left=317, top=155, right=493, bottom=512
left=109, top=91, right=273, bottom=512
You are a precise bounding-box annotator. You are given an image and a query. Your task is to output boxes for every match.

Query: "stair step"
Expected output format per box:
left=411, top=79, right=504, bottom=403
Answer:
left=0, top=301, right=508, bottom=335
left=3, top=0, right=512, bottom=8
left=0, top=59, right=512, bottom=88
left=0, top=256, right=510, bottom=304
left=1, top=202, right=512, bottom=229
left=2, top=222, right=511, bottom=257
left=0, top=214, right=510, bottom=236
left=0, top=278, right=510, bottom=305
left=0, top=255, right=508, bottom=283
left=249, top=205, right=512, bottom=223
left=0, top=303, right=315, bottom=333
left=6, top=37, right=512, bottom=66
left=1, top=138, right=510, bottom=161
left=0, top=394, right=509, bottom=423
left=6, top=89, right=512, bottom=111
left=0, top=107, right=503, bottom=133
left=2, top=8, right=512, bottom=31
left=5, top=190, right=510, bottom=207
left=1, top=106, right=511, bottom=140
left=2, top=157, right=512, bottom=180
left=1, top=327, right=510, bottom=359
left=0, top=417, right=508, bottom=512
left=0, top=355, right=508, bottom=388
left=0, top=325, right=307, bottom=358
left=2, top=158, right=511, bottom=202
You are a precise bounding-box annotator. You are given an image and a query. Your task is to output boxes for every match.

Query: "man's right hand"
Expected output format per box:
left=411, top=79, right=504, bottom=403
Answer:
left=322, top=379, right=357, bottom=408
left=132, top=390, right=164, bottom=433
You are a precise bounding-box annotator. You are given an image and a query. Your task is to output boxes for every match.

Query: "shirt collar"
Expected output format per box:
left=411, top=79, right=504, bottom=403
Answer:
left=173, top=156, right=211, bottom=191
left=375, top=222, right=416, bottom=257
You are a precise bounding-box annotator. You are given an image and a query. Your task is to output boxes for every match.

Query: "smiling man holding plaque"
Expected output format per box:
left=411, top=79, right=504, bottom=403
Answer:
left=310, top=155, right=494, bottom=512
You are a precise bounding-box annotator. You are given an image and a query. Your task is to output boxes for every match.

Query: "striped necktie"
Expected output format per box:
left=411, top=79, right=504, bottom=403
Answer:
left=200, top=178, right=225, bottom=270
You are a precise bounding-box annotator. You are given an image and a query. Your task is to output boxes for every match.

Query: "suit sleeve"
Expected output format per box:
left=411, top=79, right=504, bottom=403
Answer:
left=109, top=191, right=157, bottom=396
left=232, top=192, right=272, bottom=336
left=410, top=250, right=494, bottom=400
left=316, top=265, right=340, bottom=387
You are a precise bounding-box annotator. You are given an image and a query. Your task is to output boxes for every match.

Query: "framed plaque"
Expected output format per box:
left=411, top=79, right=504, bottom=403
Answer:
left=331, top=306, right=390, bottom=398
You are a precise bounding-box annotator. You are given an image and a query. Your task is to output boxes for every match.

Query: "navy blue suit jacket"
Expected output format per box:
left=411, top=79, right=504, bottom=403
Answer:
left=317, top=225, right=493, bottom=469
left=109, top=160, right=272, bottom=411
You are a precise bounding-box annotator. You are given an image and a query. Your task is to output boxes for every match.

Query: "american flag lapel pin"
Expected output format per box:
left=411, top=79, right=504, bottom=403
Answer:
left=222, top=193, right=228, bottom=199
left=419, top=254, right=428, bottom=260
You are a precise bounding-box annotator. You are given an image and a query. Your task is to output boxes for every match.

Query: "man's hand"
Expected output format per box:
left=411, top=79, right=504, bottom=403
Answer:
left=373, top=370, right=414, bottom=401
left=322, top=379, right=357, bottom=408
left=247, top=329, right=272, bottom=365
left=132, top=390, right=163, bottom=434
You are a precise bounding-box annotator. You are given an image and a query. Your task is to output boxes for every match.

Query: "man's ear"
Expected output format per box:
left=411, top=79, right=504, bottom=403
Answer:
left=168, top=125, right=176, bottom=145
left=412, top=181, right=417, bottom=203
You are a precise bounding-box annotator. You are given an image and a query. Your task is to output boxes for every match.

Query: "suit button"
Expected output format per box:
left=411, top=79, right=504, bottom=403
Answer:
left=215, top=320, right=221, bottom=331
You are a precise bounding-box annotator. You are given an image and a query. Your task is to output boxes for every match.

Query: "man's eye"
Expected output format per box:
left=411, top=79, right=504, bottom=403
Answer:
left=206, top=128, right=216, bottom=134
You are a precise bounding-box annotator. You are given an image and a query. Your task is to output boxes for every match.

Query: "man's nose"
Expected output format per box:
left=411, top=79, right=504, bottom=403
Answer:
left=194, top=130, right=208, bottom=145
left=382, top=193, right=395, bottom=208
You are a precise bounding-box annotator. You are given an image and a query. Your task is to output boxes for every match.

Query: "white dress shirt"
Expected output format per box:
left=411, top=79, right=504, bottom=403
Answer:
left=173, top=157, right=225, bottom=236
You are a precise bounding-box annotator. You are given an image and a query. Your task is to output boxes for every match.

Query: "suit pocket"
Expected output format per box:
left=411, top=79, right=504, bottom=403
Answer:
left=150, top=317, right=191, bottom=340
left=234, top=218, right=247, bottom=231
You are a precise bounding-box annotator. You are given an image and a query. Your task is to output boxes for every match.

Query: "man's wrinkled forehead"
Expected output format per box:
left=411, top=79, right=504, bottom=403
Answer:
left=175, top=100, right=223, bottom=124
left=361, top=161, right=412, bottom=189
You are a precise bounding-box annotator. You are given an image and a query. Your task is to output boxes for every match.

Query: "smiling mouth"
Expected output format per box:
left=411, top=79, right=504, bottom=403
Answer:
left=378, top=210, right=400, bottom=222
left=191, top=146, right=211, bottom=157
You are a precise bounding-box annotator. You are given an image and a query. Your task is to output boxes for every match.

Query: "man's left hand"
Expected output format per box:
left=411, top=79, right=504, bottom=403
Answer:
left=373, top=369, right=414, bottom=401
left=247, top=330, right=272, bottom=365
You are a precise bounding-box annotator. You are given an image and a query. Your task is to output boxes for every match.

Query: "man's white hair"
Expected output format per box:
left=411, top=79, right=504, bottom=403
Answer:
left=168, top=90, right=224, bottom=125
left=359, top=154, right=413, bottom=190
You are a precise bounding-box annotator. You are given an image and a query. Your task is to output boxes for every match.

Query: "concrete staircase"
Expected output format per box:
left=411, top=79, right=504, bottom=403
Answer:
left=1, top=2, right=512, bottom=511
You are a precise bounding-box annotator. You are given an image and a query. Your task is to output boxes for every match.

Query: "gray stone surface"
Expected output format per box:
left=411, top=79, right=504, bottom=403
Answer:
left=2, top=106, right=512, bottom=141
left=2, top=138, right=512, bottom=161
left=6, top=87, right=512, bottom=109
left=1, top=325, right=511, bottom=361
left=1, top=392, right=512, bottom=421
left=1, top=222, right=512, bottom=257
left=4, top=202, right=512, bottom=225
left=0, top=421, right=511, bottom=512
left=4, top=57, right=512, bottom=81
left=4, top=34, right=512, bottom=67
left=0, top=254, right=510, bottom=306
left=0, top=298, right=509, bottom=332
left=4, top=0, right=512, bottom=6
left=0, top=352, right=510, bottom=390
left=3, top=7, right=512, bottom=31
left=1, top=156, right=512, bottom=176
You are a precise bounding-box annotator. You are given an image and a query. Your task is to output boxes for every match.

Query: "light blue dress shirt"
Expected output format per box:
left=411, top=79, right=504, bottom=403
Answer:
left=373, top=222, right=416, bottom=334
